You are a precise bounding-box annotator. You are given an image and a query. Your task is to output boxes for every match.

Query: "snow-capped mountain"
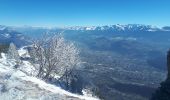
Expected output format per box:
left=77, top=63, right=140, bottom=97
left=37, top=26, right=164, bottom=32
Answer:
left=1, top=24, right=170, bottom=32
left=66, top=24, right=162, bottom=31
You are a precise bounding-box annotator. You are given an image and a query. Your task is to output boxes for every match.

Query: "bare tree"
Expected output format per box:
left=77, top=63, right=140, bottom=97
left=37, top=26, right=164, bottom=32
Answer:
left=30, top=39, right=46, bottom=77
left=30, top=34, right=80, bottom=80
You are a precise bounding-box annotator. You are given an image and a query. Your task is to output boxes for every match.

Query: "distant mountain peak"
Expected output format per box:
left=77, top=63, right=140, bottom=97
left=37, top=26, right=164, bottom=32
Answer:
left=66, top=24, right=164, bottom=31
left=0, top=25, right=7, bottom=31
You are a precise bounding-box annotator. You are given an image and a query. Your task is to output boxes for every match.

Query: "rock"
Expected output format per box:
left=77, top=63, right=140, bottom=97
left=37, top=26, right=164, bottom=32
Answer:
left=167, top=50, right=170, bottom=79
left=151, top=50, right=170, bottom=100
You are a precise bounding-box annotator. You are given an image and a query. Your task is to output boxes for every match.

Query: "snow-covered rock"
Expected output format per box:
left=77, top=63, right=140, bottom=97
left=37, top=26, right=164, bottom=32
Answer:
left=18, top=46, right=30, bottom=58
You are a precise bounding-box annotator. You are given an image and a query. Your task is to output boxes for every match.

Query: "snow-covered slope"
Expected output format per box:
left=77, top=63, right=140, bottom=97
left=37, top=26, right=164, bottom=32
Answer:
left=0, top=49, right=99, bottom=100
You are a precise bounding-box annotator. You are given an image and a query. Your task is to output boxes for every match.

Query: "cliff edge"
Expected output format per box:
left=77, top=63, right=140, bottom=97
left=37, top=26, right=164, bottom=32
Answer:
left=151, top=50, right=170, bottom=100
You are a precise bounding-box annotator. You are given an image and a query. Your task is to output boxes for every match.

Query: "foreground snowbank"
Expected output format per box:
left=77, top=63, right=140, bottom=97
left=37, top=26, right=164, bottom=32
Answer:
left=0, top=51, right=99, bottom=100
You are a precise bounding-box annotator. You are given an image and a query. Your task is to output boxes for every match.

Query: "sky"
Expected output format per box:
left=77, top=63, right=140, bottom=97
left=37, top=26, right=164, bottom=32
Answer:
left=0, top=0, right=170, bottom=27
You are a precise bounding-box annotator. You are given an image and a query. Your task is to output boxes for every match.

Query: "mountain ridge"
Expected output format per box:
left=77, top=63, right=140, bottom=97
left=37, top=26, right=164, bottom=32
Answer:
left=1, top=24, right=170, bottom=32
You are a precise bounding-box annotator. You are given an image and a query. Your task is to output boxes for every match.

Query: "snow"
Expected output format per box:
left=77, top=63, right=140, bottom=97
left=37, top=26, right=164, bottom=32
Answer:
left=18, top=47, right=30, bottom=57
left=82, top=89, right=96, bottom=97
left=1, top=53, right=6, bottom=59
left=85, top=27, right=96, bottom=30
left=65, top=24, right=163, bottom=32
left=2, top=33, right=11, bottom=38
left=19, top=61, right=38, bottom=76
left=0, top=25, right=6, bottom=30
left=0, top=49, right=99, bottom=100
left=115, top=24, right=125, bottom=30
left=17, top=73, right=99, bottom=100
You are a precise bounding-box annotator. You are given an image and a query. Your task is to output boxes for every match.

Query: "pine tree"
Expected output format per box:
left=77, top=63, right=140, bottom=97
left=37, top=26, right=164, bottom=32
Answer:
left=7, top=43, right=20, bottom=65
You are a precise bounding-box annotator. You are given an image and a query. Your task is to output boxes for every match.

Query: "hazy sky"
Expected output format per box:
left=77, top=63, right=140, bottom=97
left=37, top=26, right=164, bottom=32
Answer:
left=0, top=0, right=170, bottom=27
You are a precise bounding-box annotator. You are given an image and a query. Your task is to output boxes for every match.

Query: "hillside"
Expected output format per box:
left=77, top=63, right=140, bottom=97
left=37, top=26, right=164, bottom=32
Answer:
left=0, top=48, right=99, bottom=100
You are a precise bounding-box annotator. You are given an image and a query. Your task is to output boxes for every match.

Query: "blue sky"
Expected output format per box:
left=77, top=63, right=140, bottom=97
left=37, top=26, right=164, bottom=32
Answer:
left=0, top=0, right=170, bottom=27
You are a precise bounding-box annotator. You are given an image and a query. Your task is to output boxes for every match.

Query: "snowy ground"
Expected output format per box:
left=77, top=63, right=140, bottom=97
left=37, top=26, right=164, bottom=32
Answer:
left=0, top=48, right=99, bottom=100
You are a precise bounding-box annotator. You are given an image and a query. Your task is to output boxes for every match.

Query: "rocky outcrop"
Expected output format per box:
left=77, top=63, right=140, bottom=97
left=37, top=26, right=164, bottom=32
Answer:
left=167, top=50, right=170, bottom=79
left=151, top=50, right=170, bottom=100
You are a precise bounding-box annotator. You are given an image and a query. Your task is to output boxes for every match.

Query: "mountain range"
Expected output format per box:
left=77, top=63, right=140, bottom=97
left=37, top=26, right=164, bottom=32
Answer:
left=1, top=24, right=170, bottom=31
